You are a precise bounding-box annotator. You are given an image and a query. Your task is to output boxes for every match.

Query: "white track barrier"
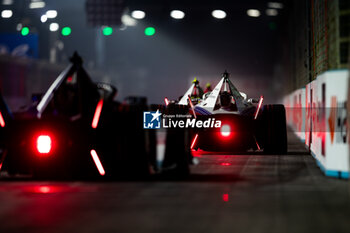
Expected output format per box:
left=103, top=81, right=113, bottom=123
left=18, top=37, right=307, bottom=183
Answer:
left=284, top=70, right=349, bottom=179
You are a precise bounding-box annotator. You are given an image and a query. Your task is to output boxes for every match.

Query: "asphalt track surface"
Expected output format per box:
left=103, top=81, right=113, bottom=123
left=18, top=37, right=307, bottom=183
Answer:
left=0, top=131, right=350, bottom=233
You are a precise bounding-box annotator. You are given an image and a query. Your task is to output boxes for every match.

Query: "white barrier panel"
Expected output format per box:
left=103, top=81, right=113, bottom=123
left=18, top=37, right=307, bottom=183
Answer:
left=294, top=88, right=305, bottom=141
left=284, top=69, right=349, bottom=179
left=283, top=88, right=306, bottom=141
left=323, top=70, right=348, bottom=178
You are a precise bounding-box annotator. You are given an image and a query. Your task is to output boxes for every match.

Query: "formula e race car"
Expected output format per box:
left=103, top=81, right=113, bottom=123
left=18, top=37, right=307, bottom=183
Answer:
left=1, top=53, right=155, bottom=179
left=189, top=71, right=287, bottom=154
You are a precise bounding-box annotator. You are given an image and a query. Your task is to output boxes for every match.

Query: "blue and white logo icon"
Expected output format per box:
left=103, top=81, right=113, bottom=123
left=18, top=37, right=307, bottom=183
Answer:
left=143, top=110, right=162, bottom=129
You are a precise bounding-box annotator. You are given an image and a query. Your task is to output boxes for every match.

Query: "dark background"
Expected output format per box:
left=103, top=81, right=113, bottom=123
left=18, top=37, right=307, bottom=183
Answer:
left=0, top=0, right=288, bottom=107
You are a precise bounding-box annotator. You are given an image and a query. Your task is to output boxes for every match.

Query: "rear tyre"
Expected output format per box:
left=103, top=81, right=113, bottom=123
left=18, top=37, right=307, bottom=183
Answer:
left=262, top=104, right=287, bottom=154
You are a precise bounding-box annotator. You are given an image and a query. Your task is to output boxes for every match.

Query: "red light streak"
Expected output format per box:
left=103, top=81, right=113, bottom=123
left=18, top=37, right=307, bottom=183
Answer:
left=191, top=134, right=198, bottom=150
left=223, top=194, right=229, bottom=202
left=92, top=99, right=104, bottom=128
left=0, top=111, right=5, bottom=127
left=254, top=95, right=264, bottom=120
left=187, top=95, right=197, bottom=118
left=164, top=97, right=169, bottom=106
left=90, top=149, right=106, bottom=176
left=254, top=136, right=261, bottom=150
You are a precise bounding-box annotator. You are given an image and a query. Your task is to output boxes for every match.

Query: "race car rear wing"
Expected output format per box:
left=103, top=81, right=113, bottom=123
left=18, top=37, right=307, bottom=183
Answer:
left=178, top=83, right=195, bottom=105
left=36, top=64, right=73, bottom=118
left=197, top=71, right=245, bottom=111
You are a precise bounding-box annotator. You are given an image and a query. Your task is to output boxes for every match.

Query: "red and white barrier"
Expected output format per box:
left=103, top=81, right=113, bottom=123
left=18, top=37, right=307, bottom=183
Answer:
left=284, top=70, right=349, bottom=178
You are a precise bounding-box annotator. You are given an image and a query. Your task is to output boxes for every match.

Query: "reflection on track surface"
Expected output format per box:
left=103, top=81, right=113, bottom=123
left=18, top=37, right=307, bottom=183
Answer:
left=0, top=131, right=350, bottom=233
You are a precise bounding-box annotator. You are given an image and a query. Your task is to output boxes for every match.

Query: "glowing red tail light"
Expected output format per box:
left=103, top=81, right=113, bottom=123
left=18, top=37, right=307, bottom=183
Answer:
left=36, top=135, right=52, bottom=154
left=164, top=97, right=169, bottom=106
left=220, top=124, right=231, bottom=137
left=190, top=134, right=199, bottom=150
left=254, top=95, right=264, bottom=120
left=0, top=111, right=5, bottom=127
left=220, top=162, right=231, bottom=166
left=223, top=193, right=229, bottom=202
left=90, top=149, right=106, bottom=176
left=92, top=99, right=104, bottom=129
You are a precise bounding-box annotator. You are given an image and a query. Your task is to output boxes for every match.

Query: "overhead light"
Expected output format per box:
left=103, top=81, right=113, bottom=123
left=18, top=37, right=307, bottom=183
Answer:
left=268, top=2, right=284, bottom=9
left=2, top=0, right=13, bottom=5
left=121, top=14, right=137, bottom=26
left=266, top=9, right=278, bottom=16
left=49, top=23, right=59, bottom=32
left=170, top=10, right=185, bottom=19
left=29, top=1, right=45, bottom=9
left=247, top=9, right=260, bottom=17
left=1, top=10, right=12, bottom=18
left=131, top=10, right=145, bottom=19
left=40, top=14, right=47, bottom=23
left=46, top=10, right=57, bottom=19
left=212, top=10, right=226, bottom=19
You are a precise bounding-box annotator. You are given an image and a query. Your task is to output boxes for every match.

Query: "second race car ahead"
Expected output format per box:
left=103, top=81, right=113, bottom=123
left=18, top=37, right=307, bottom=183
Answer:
left=190, top=71, right=287, bottom=154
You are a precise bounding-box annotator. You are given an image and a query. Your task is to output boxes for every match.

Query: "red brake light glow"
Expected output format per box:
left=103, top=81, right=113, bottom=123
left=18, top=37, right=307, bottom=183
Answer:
left=92, top=99, right=104, bottom=129
left=220, top=124, right=231, bottom=137
left=67, top=76, right=73, bottom=83
left=254, top=95, right=264, bottom=120
left=223, top=193, right=229, bottom=202
left=164, top=97, right=169, bottom=106
left=220, top=162, right=231, bottom=166
left=37, top=186, right=52, bottom=193
left=190, top=134, right=199, bottom=150
left=36, top=135, right=52, bottom=154
left=90, top=149, right=106, bottom=176
left=0, top=111, right=5, bottom=127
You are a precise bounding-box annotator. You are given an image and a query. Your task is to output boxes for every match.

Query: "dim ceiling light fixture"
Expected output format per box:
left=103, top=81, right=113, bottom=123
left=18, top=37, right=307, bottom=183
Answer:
left=46, top=10, right=57, bottom=19
left=131, top=10, right=145, bottom=19
left=170, top=10, right=185, bottom=19
left=121, top=14, right=137, bottom=26
left=2, top=0, right=13, bottom=5
left=49, top=22, right=59, bottom=32
left=212, top=10, right=226, bottom=19
left=1, top=9, right=12, bottom=18
left=266, top=9, right=278, bottom=16
left=29, top=1, right=45, bottom=9
left=247, top=9, right=260, bottom=17
left=267, top=2, right=284, bottom=9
